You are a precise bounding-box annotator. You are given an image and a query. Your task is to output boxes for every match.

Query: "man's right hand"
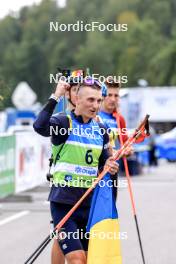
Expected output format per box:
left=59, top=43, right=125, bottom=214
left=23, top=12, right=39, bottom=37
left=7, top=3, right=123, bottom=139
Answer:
left=54, top=80, right=70, bottom=99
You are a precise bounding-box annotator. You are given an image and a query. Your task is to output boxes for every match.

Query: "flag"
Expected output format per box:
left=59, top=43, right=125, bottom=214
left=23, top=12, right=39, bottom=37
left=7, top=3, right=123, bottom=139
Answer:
left=87, top=173, right=122, bottom=264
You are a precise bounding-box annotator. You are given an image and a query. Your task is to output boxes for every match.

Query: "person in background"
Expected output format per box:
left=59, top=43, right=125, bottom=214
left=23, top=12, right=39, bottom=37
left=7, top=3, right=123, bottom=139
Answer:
left=98, top=77, right=133, bottom=199
left=148, top=126, right=158, bottom=170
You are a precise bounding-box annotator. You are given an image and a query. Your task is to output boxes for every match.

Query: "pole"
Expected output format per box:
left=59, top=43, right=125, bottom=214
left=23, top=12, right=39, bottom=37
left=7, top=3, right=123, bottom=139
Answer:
left=24, top=115, right=149, bottom=263
left=114, top=111, right=146, bottom=264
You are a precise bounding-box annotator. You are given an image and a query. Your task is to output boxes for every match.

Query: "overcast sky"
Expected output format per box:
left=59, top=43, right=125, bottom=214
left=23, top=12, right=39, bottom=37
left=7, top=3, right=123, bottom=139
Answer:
left=0, top=0, right=66, bottom=19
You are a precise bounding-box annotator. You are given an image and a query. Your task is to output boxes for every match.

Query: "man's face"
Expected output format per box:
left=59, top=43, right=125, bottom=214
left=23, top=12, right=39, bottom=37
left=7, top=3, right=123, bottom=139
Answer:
left=103, top=87, right=120, bottom=113
left=76, top=86, right=102, bottom=119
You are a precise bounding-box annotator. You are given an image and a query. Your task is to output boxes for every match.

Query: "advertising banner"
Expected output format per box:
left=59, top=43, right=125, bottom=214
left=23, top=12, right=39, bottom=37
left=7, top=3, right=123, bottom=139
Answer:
left=0, top=135, right=15, bottom=198
left=15, top=132, right=50, bottom=193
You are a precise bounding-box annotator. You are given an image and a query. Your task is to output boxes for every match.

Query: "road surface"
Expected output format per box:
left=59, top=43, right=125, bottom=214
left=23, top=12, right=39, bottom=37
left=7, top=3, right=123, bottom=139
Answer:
left=0, top=160, right=175, bottom=264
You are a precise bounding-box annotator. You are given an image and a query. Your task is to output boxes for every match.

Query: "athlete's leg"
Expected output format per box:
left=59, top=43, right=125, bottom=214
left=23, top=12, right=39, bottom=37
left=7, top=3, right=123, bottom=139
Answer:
left=65, top=250, right=86, bottom=264
left=51, top=239, right=65, bottom=264
left=50, top=202, right=88, bottom=264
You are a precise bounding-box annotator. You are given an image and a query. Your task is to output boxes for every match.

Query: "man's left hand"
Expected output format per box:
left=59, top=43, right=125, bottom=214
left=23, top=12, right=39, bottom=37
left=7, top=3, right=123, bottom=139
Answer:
left=123, top=145, right=134, bottom=157
left=105, top=157, right=119, bottom=175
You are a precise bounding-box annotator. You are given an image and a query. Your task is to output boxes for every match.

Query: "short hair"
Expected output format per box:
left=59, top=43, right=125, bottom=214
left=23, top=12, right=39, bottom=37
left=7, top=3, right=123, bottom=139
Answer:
left=70, top=83, right=78, bottom=88
left=77, top=79, right=102, bottom=94
left=105, top=77, right=121, bottom=88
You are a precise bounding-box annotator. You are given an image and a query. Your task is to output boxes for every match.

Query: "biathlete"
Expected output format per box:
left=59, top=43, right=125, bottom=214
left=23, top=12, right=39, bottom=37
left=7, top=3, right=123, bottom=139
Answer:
left=33, top=78, right=119, bottom=264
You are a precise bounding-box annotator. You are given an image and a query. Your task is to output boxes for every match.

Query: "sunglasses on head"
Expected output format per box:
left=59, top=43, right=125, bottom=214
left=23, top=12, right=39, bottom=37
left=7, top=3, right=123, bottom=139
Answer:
left=81, top=77, right=102, bottom=88
left=78, top=77, right=107, bottom=96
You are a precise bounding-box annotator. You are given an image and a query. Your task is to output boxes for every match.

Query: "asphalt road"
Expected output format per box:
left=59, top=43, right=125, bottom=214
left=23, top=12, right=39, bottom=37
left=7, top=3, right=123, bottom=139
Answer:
left=0, top=160, right=175, bottom=264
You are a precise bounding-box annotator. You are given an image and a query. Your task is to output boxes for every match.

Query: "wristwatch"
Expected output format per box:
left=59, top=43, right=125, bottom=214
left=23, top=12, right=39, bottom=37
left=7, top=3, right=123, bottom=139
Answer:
left=49, top=93, right=63, bottom=102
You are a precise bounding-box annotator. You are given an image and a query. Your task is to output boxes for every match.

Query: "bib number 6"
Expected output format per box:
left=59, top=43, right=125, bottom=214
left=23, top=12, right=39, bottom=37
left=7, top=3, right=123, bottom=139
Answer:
left=85, top=149, right=93, bottom=164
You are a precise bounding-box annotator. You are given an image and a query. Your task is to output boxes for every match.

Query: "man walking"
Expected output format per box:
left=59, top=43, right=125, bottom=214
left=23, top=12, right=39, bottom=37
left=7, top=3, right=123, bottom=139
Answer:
left=33, top=78, right=119, bottom=264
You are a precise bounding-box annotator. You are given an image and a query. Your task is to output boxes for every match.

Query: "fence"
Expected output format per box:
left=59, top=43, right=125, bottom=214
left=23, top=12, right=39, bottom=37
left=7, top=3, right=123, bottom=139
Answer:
left=0, top=132, right=50, bottom=198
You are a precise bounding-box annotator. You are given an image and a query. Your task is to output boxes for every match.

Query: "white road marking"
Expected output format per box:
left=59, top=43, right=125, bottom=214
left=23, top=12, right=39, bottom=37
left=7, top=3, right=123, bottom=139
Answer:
left=0, top=211, right=30, bottom=226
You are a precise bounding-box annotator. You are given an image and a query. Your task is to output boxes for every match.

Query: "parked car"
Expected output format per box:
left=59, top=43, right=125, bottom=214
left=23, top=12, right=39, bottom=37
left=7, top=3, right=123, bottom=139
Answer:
left=155, top=127, right=176, bottom=162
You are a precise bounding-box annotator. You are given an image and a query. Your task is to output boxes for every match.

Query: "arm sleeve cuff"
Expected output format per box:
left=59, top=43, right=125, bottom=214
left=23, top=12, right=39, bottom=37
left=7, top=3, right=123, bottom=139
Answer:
left=42, top=98, right=58, bottom=114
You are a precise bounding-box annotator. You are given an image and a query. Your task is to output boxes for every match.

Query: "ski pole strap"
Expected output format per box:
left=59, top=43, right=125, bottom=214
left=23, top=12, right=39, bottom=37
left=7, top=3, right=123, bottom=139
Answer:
left=112, top=114, right=150, bottom=161
left=134, top=114, right=150, bottom=143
